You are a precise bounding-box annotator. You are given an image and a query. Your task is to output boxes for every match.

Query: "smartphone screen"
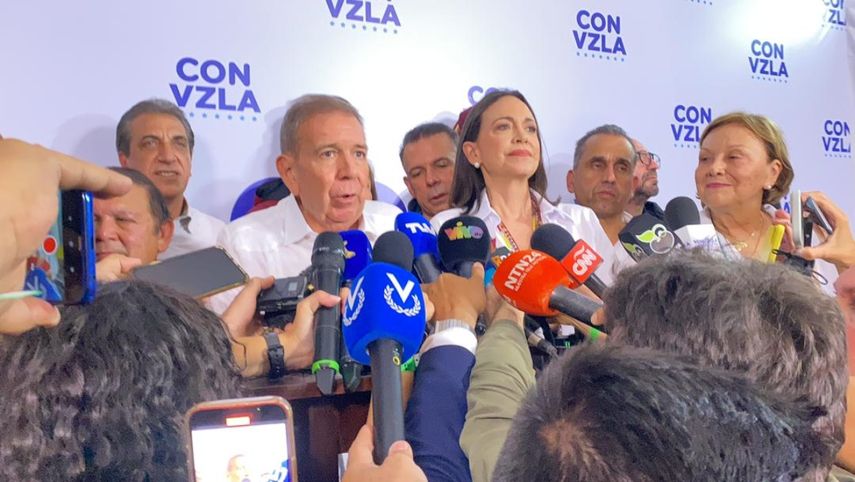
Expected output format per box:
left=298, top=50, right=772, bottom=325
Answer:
left=188, top=397, right=295, bottom=482
left=24, top=190, right=96, bottom=304
left=132, top=246, right=248, bottom=299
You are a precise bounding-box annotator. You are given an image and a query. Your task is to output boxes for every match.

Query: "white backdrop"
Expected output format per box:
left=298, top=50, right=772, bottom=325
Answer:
left=1, top=0, right=853, bottom=221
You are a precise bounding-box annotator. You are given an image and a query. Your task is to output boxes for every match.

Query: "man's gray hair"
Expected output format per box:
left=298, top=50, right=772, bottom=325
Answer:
left=116, top=99, right=195, bottom=157
left=572, top=124, right=636, bottom=168
left=279, top=94, right=363, bottom=155
left=604, top=251, right=847, bottom=480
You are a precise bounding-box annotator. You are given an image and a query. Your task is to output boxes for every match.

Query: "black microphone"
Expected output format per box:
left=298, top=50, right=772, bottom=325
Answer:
left=524, top=316, right=558, bottom=358
left=664, top=196, right=724, bottom=253
left=310, top=232, right=346, bottom=395
left=437, top=216, right=491, bottom=277
left=617, top=213, right=680, bottom=261
left=530, top=223, right=608, bottom=299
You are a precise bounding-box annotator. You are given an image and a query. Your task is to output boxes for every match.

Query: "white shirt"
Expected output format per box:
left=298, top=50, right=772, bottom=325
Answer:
left=700, top=205, right=839, bottom=295
left=161, top=203, right=225, bottom=259
left=430, top=189, right=618, bottom=286
left=207, top=196, right=401, bottom=313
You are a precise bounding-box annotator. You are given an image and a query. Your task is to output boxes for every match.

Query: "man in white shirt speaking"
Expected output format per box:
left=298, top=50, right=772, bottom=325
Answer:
left=116, top=99, right=225, bottom=258
left=209, top=94, right=400, bottom=313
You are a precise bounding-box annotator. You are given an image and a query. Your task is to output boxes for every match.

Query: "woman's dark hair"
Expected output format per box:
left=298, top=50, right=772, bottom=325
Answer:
left=0, top=280, right=243, bottom=480
left=450, top=89, right=553, bottom=213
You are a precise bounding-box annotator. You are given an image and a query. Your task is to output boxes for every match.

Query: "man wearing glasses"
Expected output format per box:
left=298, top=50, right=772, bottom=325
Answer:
left=626, top=139, right=665, bottom=221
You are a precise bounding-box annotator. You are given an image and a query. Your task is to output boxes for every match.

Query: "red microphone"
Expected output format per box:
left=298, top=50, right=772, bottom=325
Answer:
left=531, top=224, right=607, bottom=298
left=493, top=250, right=602, bottom=326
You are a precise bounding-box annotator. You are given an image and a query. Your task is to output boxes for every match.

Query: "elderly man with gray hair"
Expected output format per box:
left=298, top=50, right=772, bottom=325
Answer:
left=116, top=99, right=224, bottom=258
left=208, top=94, right=401, bottom=314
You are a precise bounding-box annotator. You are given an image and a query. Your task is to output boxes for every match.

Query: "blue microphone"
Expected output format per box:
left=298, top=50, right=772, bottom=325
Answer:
left=338, top=230, right=373, bottom=392
left=343, top=231, right=426, bottom=463
left=394, top=212, right=442, bottom=283
left=340, top=230, right=373, bottom=283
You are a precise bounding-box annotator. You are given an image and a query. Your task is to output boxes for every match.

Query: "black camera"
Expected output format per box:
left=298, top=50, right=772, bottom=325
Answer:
left=256, top=276, right=311, bottom=329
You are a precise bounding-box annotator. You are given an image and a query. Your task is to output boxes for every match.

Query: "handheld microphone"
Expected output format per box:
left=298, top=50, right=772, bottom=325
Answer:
left=310, top=232, right=346, bottom=395
left=493, top=249, right=603, bottom=326
left=437, top=216, right=491, bottom=277
left=394, top=212, right=442, bottom=283
left=665, top=197, right=725, bottom=254
left=343, top=231, right=426, bottom=463
left=339, top=230, right=373, bottom=393
left=617, top=213, right=680, bottom=261
left=531, top=224, right=608, bottom=299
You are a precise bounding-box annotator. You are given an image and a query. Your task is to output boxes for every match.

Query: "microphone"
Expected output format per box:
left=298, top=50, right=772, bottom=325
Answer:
left=339, top=230, right=373, bottom=393
left=437, top=216, right=491, bottom=277
left=530, top=224, right=608, bottom=299
left=342, top=231, right=426, bottom=463
left=394, top=212, right=442, bottom=283
left=665, top=197, right=725, bottom=253
left=493, top=249, right=603, bottom=326
left=617, top=213, right=680, bottom=261
left=524, top=316, right=558, bottom=359
left=310, top=232, right=346, bottom=395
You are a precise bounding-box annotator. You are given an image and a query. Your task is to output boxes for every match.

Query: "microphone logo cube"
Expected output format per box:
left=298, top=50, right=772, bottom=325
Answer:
left=444, top=221, right=485, bottom=240
left=403, top=222, right=433, bottom=235
left=566, top=241, right=603, bottom=279
left=343, top=276, right=366, bottom=326
left=383, top=273, right=421, bottom=316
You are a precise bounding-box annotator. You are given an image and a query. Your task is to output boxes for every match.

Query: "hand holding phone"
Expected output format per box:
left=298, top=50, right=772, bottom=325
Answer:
left=186, top=396, right=297, bottom=482
left=795, top=191, right=855, bottom=272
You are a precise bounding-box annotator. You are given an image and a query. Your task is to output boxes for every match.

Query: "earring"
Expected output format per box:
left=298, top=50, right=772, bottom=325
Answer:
left=473, top=162, right=480, bottom=169
left=763, top=185, right=772, bottom=190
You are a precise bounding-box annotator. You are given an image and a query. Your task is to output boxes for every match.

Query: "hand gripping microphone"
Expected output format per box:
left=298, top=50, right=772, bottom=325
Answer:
left=338, top=230, right=373, bottom=393
left=394, top=212, right=442, bottom=283
left=530, top=224, right=608, bottom=299
left=493, top=249, right=603, bottom=327
left=342, top=231, right=426, bottom=463
left=664, top=196, right=726, bottom=254
left=437, top=215, right=491, bottom=277
left=617, top=213, right=680, bottom=261
left=310, top=232, right=346, bottom=395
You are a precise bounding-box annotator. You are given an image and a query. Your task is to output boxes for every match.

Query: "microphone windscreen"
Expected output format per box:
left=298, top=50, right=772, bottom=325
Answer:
left=531, top=223, right=575, bottom=260
left=340, top=230, right=373, bottom=282
left=665, top=197, right=701, bottom=231
left=492, top=249, right=572, bottom=316
left=342, top=263, right=426, bottom=365
left=437, top=216, right=491, bottom=272
left=373, top=231, right=414, bottom=271
left=312, top=232, right=346, bottom=270
left=394, top=212, right=440, bottom=259
left=618, top=213, right=678, bottom=259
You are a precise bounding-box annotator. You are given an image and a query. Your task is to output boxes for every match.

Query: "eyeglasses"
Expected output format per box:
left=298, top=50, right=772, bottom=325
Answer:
left=637, top=151, right=662, bottom=168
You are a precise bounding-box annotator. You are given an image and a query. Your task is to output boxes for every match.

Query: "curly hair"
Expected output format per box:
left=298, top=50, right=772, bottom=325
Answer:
left=0, top=280, right=243, bottom=480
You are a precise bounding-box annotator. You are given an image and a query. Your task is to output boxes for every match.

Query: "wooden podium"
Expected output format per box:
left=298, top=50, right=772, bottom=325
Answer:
left=244, top=373, right=372, bottom=482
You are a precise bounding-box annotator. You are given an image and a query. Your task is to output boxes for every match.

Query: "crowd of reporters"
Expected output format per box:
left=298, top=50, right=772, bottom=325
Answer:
left=0, top=87, right=854, bottom=480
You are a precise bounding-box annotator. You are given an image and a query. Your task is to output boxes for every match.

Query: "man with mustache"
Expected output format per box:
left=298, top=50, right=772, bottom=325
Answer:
left=626, top=138, right=665, bottom=220
left=116, top=99, right=224, bottom=259
left=209, top=94, right=401, bottom=313
left=399, top=122, right=456, bottom=219
left=566, top=124, right=637, bottom=244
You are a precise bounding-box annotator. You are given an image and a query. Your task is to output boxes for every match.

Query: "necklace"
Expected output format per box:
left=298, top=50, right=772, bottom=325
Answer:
left=715, top=215, right=769, bottom=256
left=496, top=194, right=543, bottom=251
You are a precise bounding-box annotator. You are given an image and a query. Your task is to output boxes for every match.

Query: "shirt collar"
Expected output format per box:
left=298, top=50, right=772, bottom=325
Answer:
left=177, top=198, right=192, bottom=233
left=473, top=188, right=559, bottom=222
left=280, top=196, right=369, bottom=245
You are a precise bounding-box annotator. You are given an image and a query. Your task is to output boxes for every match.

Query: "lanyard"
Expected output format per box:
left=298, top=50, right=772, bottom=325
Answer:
left=495, top=194, right=542, bottom=252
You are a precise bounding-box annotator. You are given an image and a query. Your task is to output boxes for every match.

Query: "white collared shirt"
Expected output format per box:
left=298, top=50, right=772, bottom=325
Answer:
left=161, top=204, right=225, bottom=259
left=430, top=189, right=619, bottom=286
left=207, top=196, right=401, bottom=313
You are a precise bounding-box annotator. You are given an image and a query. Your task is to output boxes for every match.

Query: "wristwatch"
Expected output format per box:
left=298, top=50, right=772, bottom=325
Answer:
left=264, top=330, right=287, bottom=379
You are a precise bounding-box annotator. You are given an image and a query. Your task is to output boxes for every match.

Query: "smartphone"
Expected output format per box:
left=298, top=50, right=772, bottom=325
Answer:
left=790, top=189, right=804, bottom=250
left=24, top=190, right=97, bottom=304
left=132, top=247, right=248, bottom=299
left=186, top=396, right=297, bottom=482
left=804, top=196, right=835, bottom=235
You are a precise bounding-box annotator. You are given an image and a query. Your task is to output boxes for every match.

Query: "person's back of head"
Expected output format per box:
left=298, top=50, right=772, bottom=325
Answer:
left=0, top=280, right=242, bottom=480
left=603, top=251, right=847, bottom=475
left=493, top=344, right=824, bottom=482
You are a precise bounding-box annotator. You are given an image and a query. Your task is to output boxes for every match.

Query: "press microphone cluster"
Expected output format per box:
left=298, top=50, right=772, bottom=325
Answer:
left=395, top=212, right=442, bottom=283
left=342, top=231, right=427, bottom=463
